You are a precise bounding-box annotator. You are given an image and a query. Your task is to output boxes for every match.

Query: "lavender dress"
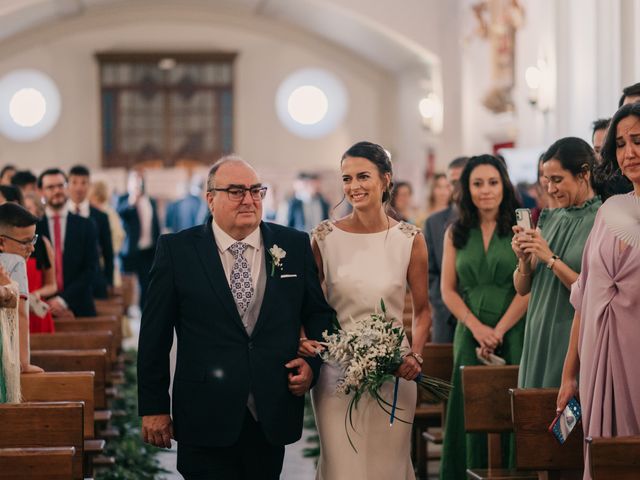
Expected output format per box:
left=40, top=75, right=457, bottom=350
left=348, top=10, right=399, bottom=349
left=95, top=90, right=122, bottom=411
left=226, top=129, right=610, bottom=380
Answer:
left=570, top=194, right=640, bottom=479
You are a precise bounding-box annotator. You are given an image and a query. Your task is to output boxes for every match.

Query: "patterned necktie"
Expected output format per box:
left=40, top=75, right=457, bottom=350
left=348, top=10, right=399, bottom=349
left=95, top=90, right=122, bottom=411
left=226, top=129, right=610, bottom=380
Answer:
left=229, top=242, right=254, bottom=315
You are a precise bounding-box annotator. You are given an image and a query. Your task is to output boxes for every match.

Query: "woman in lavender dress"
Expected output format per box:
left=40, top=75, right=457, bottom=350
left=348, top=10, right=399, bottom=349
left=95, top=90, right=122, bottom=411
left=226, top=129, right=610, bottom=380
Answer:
left=557, top=102, right=640, bottom=479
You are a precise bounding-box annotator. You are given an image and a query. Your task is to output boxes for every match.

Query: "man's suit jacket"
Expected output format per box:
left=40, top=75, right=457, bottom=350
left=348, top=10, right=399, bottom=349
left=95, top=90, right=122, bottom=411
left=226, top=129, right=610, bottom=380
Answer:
left=287, top=195, right=330, bottom=232
left=89, top=206, right=114, bottom=298
left=137, top=220, right=334, bottom=447
left=36, top=213, right=98, bottom=317
left=116, top=194, right=160, bottom=268
left=423, top=205, right=457, bottom=343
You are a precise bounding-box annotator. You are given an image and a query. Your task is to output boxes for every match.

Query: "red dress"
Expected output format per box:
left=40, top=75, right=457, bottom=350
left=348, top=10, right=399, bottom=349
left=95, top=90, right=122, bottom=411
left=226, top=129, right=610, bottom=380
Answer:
left=26, top=257, right=55, bottom=333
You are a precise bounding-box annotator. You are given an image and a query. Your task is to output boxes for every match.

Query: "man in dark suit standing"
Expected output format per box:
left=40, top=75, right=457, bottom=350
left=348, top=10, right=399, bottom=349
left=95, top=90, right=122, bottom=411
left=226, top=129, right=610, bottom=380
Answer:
left=117, top=170, right=160, bottom=311
left=36, top=168, right=98, bottom=317
left=423, top=157, right=467, bottom=343
left=67, top=165, right=114, bottom=299
left=138, top=157, right=334, bottom=479
left=286, top=172, right=330, bottom=232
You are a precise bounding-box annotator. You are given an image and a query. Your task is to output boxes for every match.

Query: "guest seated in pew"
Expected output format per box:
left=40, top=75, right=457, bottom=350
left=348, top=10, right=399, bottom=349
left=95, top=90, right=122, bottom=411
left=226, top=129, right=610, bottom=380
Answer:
left=558, top=102, right=640, bottom=480
left=513, top=138, right=601, bottom=389
left=36, top=169, right=98, bottom=318
left=0, top=203, right=44, bottom=378
left=439, top=155, right=529, bottom=479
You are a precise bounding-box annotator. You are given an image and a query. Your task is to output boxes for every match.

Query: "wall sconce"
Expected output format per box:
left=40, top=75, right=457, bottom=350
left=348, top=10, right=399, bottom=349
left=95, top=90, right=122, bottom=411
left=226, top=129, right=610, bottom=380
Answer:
left=418, top=92, right=443, bottom=133
left=525, top=59, right=552, bottom=113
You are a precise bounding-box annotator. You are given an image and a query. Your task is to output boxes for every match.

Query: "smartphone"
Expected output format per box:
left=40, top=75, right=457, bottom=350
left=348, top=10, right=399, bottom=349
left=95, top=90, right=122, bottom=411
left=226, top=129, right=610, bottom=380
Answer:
left=515, top=208, right=533, bottom=230
left=549, top=397, right=582, bottom=444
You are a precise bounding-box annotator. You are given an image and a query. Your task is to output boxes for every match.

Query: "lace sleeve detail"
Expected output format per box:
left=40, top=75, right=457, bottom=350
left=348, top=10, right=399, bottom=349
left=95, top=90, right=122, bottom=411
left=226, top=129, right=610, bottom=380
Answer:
left=398, top=221, right=420, bottom=238
left=311, top=220, right=334, bottom=241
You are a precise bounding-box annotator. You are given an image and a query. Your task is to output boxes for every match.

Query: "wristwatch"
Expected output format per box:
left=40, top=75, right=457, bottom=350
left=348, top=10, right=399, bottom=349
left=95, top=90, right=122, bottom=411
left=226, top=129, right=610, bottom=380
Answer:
left=547, top=255, right=559, bottom=270
left=405, top=352, right=424, bottom=365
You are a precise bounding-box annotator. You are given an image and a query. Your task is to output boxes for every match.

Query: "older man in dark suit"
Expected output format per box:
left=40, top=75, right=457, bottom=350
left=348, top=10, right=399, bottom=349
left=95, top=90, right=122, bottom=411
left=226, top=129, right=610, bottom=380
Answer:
left=138, top=156, right=334, bottom=479
left=423, top=157, right=467, bottom=343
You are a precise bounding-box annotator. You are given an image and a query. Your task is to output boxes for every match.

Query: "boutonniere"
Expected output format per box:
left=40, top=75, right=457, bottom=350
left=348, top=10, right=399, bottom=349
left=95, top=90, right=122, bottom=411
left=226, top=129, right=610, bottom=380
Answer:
left=268, top=244, right=287, bottom=276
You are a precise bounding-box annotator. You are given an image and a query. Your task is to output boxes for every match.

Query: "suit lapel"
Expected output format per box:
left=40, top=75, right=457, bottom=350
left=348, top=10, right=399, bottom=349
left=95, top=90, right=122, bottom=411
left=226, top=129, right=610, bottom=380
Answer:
left=194, top=221, right=247, bottom=334
left=251, top=222, right=276, bottom=338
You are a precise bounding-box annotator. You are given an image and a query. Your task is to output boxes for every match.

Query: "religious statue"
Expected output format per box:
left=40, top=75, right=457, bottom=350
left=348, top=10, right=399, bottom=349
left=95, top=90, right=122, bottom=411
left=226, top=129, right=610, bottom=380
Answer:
left=471, top=0, right=525, bottom=113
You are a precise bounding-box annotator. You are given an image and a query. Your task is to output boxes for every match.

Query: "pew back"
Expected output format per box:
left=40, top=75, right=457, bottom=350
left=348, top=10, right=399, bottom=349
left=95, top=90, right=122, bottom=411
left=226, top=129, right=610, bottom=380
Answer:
left=510, top=388, right=583, bottom=473
left=0, top=447, right=75, bottom=480
left=587, top=435, right=640, bottom=480
left=0, top=402, right=84, bottom=479
left=30, top=349, right=107, bottom=409
left=21, top=372, right=95, bottom=438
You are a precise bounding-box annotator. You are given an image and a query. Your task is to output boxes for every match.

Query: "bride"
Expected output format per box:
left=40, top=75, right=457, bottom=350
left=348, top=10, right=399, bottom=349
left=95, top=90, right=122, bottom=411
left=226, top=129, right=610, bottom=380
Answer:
left=299, top=141, right=431, bottom=479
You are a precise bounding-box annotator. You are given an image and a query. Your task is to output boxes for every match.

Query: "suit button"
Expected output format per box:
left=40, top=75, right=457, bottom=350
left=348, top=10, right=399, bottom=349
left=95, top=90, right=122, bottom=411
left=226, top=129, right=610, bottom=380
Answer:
left=248, top=342, right=254, bottom=350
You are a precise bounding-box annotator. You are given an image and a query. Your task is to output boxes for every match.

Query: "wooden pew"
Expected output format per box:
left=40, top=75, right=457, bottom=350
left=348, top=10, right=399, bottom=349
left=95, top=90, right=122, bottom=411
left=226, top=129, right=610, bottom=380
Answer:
left=461, top=365, right=535, bottom=480
left=587, top=435, right=640, bottom=479
left=55, top=315, right=121, bottom=358
left=31, top=331, right=115, bottom=367
left=0, top=447, right=75, bottom=480
left=0, top=402, right=84, bottom=479
left=510, top=388, right=584, bottom=480
left=21, top=372, right=95, bottom=438
left=414, top=343, right=454, bottom=479
left=30, top=349, right=108, bottom=410
left=94, top=298, right=125, bottom=317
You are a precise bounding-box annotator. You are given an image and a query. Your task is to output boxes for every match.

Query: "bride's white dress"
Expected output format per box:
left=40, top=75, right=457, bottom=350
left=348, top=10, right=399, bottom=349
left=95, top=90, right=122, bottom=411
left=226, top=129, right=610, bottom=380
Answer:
left=311, top=220, right=418, bottom=480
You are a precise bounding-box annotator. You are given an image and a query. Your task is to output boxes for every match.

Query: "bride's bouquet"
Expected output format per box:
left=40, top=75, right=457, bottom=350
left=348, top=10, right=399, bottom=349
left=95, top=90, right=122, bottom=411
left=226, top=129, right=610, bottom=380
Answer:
left=320, top=299, right=452, bottom=451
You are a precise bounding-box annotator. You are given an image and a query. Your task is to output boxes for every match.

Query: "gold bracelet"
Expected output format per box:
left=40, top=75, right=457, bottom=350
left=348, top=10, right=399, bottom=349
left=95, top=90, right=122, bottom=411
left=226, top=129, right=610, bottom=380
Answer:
left=460, top=310, right=471, bottom=325
left=516, top=265, right=531, bottom=277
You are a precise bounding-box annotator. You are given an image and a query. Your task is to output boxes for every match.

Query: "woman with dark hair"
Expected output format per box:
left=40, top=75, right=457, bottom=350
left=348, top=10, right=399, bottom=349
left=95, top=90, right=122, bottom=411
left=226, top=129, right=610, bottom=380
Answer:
left=300, top=141, right=430, bottom=479
left=439, top=155, right=528, bottom=479
left=389, top=181, right=413, bottom=222
left=513, top=138, right=601, bottom=390
left=557, top=103, right=640, bottom=480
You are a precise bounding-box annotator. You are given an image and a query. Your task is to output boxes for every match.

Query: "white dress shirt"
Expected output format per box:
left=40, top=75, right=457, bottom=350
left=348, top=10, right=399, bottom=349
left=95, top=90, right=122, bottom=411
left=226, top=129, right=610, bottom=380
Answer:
left=46, top=206, right=69, bottom=252
left=67, top=199, right=90, bottom=218
left=211, top=217, right=263, bottom=292
left=136, top=196, right=153, bottom=250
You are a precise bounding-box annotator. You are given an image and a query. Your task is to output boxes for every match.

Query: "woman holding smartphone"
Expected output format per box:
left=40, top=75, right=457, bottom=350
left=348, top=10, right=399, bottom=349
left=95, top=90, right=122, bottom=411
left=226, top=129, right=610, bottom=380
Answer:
left=440, top=155, right=528, bottom=480
left=558, top=103, right=640, bottom=480
left=513, top=137, right=601, bottom=389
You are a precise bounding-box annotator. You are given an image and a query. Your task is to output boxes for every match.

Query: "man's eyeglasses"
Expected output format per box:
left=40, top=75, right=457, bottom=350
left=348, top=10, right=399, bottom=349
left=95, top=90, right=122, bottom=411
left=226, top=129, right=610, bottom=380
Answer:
left=209, top=186, right=267, bottom=201
left=1, top=234, right=38, bottom=247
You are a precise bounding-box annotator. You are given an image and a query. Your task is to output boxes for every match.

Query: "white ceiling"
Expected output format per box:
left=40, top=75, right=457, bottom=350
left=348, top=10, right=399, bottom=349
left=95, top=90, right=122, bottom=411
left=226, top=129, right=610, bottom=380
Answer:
left=0, top=0, right=435, bottom=73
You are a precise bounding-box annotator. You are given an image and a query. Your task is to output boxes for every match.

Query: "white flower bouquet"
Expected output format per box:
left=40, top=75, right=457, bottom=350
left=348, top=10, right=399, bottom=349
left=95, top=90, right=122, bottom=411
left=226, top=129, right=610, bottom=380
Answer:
left=320, top=299, right=452, bottom=451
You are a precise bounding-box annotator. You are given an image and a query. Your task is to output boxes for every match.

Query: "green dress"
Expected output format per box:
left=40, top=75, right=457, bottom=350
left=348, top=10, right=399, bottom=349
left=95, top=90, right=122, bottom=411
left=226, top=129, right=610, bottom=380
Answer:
left=440, top=228, right=525, bottom=480
left=518, top=196, right=601, bottom=388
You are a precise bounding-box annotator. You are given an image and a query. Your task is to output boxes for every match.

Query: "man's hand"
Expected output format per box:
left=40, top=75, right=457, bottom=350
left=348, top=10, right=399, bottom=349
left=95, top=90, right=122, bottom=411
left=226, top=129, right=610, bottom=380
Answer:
left=285, top=358, right=313, bottom=396
left=142, top=414, right=174, bottom=449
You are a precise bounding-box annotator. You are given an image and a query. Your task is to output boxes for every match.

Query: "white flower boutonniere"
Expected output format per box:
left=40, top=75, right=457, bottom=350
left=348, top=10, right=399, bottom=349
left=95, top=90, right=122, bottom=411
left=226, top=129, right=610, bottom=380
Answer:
left=268, top=244, right=287, bottom=276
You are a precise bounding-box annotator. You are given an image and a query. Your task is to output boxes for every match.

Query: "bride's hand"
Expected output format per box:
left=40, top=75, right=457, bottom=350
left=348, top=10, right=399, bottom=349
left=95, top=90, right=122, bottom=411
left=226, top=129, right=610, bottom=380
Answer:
left=298, top=338, right=324, bottom=357
left=395, top=355, right=421, bottom=381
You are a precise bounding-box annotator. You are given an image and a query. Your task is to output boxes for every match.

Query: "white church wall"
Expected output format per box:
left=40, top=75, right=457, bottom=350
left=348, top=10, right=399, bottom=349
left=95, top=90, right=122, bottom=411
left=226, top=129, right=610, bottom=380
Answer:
left=0, top=4, right=395, bottom=180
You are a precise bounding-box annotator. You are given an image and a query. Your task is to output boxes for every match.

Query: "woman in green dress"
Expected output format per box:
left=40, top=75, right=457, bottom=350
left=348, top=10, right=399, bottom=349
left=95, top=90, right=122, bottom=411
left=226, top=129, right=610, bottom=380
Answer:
left=514, top=137, right=601, bottom=389
left=440, top=155, right=529, bottom=480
